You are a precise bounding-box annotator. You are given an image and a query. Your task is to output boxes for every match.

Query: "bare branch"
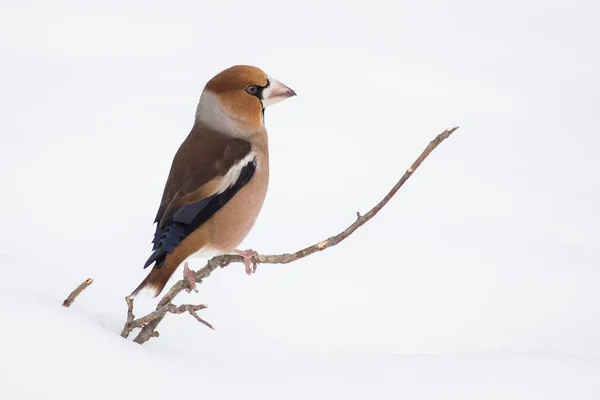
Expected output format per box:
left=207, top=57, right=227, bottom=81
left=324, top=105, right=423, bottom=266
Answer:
left=120, top=299, right=212, bottom=342
left=62, top=278, right=94, bottom=308
left=130, top=259, right=221, bottom=343
left=189, top=309, right=215, bottom=330
left=120, top=296, right=136, bottom=338
left=126, top=126, right=459, bottom=344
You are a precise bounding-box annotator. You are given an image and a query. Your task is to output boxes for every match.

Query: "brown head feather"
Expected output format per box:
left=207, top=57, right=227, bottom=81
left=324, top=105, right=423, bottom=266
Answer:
left=204, top=65, right=269, bottom=131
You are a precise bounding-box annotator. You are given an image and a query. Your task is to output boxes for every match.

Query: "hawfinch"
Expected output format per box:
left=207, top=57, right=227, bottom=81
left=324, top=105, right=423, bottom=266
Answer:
left=131, top=65, right=296, bottom=297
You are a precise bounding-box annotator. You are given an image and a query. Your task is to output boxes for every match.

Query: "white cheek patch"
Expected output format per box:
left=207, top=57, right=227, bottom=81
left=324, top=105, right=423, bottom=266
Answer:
left=196, top=91, right=241, bottom=133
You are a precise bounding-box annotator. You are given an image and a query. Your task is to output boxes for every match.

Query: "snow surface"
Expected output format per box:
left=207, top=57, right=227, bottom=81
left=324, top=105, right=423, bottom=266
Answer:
left=1, top=0, right=600, bottom=398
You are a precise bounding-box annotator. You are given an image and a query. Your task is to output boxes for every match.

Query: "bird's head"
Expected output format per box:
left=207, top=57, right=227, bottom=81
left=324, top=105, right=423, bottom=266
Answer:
left=196, top=65, right=296, bottom=134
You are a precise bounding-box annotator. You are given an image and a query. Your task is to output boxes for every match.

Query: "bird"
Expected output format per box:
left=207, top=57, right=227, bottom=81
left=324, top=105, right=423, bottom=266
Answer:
left=131, top=65, right=296, bottom=298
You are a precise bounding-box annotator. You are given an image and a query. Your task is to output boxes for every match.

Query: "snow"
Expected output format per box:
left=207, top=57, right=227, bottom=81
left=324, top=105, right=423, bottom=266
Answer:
left=1, top=0, right=600, bottom=398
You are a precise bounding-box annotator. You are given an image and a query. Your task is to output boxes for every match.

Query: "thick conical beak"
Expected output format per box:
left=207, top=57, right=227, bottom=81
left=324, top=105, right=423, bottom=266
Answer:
left=261, top=76, right=296, bottom=108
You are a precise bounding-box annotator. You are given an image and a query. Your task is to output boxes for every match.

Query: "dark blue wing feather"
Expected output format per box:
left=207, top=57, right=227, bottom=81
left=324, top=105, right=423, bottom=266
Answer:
left=172, top=196, right=215, bottom=224
left=144, top=160, right=257, bottom=270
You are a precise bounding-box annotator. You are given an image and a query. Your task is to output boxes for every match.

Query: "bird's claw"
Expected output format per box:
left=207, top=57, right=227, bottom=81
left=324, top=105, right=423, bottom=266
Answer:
left=183, top=262, right=199, bottom=293
left=234, top=249, right=259, bottom=275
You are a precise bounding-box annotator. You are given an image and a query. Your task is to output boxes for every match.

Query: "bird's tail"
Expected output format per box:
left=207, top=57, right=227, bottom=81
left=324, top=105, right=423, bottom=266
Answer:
left=130, top=256, right=181, bottom=298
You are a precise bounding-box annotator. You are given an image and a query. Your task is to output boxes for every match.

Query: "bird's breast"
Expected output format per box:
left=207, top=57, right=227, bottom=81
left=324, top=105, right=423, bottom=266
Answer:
left=205, top=150, right=269, bottom=252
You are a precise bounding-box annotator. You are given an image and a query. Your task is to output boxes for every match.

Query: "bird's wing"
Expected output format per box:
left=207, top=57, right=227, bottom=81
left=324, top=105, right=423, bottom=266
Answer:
left=144, top=127, right=257, bottom=270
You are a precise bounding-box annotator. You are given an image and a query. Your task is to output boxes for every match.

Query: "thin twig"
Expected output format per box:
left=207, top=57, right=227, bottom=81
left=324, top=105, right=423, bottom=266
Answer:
left=129, top=304, right=211, bottom=344
left=128, top=126, right=459, bottom=344
left=131, top=260, right=220, bottom=343
left=188, top=308, right=215, bottom=330
left=120, top=296, right=136, bottom=338
left=62, top=278, right=94, bottom=307
left=120, top=298, right=211, bottom=340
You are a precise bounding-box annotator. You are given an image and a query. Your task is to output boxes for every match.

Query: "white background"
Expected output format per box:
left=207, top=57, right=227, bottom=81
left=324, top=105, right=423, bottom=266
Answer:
left=1, top=0, right=599, bottom=398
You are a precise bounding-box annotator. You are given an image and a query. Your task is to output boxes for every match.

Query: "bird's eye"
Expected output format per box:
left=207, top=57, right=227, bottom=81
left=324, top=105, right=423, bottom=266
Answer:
left=246, top=85, right=259, bottom=95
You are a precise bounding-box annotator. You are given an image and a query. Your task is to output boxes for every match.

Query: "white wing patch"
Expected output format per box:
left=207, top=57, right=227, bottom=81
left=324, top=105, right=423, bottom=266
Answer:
left=215, top=152, right=257, bottom=195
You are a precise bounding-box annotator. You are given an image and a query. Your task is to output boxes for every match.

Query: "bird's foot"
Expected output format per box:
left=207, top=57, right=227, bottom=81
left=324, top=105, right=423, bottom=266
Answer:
left=183, top=262, right=199, bottom=293
left=234, top=249, right=259, bottom=275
